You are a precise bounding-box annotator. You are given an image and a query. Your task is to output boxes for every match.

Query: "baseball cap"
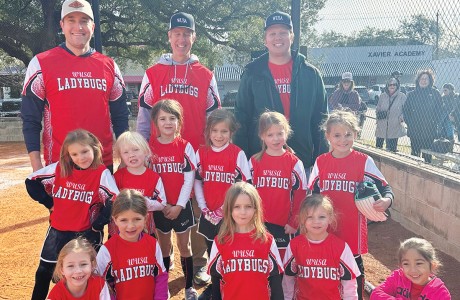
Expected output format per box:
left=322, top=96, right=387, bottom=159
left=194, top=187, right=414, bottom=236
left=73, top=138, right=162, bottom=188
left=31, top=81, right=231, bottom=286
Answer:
left=61, top=0, right=94, bottom=20
left=264, top=11, right=293, bottom=30
left=342, top=72, right=353, bottom=81
left=169, top=12, right=195, bottom=31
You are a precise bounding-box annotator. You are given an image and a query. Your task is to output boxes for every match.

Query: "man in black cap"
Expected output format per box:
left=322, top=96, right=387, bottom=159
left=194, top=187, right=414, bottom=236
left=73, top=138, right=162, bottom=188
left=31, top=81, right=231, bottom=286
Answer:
left=234, top=11, right=328, bottom=172
left=136, top=11, right=220, bottom=300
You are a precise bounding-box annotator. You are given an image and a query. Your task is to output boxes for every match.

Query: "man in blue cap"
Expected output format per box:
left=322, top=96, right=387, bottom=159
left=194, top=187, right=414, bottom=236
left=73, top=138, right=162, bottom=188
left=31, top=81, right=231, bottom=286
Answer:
left=234, top=11, right=328, bottom=172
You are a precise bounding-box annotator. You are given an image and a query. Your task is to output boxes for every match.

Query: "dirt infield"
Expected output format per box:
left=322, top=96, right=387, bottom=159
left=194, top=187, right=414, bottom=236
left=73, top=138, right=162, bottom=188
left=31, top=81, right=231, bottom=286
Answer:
left=0, top=141, right=458, bottom=299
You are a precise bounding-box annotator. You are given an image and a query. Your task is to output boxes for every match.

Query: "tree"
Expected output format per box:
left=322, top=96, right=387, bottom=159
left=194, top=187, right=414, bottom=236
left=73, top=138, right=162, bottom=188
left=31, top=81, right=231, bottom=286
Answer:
left=399, top=14, right=440, bottom=46
left=0, top=0, right=326, bottom=68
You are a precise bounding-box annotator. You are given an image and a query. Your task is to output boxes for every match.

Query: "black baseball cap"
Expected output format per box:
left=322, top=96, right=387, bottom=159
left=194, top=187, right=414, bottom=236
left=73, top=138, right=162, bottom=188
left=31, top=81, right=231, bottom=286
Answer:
left=264, top=11, right=293, bottom=30
left=169, top=12, right=195, bottom=31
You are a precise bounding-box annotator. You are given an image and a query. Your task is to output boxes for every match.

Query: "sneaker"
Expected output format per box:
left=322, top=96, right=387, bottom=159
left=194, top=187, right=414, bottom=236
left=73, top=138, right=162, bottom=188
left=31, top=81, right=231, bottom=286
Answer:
left=198, top=285, right=212, bottom=300
left=193, top=267, right=211, bottom=285
left=185, top=287, right=198, bottom=300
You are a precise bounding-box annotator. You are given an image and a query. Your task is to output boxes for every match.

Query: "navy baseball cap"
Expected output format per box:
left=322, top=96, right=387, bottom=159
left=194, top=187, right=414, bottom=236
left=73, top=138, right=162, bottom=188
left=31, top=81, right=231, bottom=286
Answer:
left=264, top=11, right=293, bottom=30
left=169, top=12, right=195, bottom=31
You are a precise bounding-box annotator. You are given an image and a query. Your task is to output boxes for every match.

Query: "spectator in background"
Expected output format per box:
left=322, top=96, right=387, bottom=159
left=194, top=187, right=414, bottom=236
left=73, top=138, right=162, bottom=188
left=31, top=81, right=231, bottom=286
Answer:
left=329, top=72, right=361, bottom=112
left=442, top=83, right=458, bottom=142
left=403, top=69, right=442, bottom=162
left=375, top=77, right=407, bottom=152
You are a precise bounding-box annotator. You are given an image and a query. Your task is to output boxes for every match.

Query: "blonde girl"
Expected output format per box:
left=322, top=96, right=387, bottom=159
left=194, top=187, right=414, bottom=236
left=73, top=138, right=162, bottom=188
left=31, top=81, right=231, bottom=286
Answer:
left=149, top=99, right=198, bottom=298
left=283, top=194, right=361, bottom=300
left=371, top=237, right=451, bottom=299
left=26, top=129, right=119, bottom=299
left=48, top=237, right=111, bottom=299
left=112, top=131, right=167, bottom=237
left=208, top=182, right=284, bottom=300
left=308, top=109, right=394, bottom=299
left=249, top=111, right=308, bottom=257
left=96, top=189, right=168, bottom=299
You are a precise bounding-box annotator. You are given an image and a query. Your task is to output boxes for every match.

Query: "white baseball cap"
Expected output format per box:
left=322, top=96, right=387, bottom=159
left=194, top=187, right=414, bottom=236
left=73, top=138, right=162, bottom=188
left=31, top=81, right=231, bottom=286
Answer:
left=61, top=0, right=94, bottom=20
left=342, top=72, right=353, bottom=81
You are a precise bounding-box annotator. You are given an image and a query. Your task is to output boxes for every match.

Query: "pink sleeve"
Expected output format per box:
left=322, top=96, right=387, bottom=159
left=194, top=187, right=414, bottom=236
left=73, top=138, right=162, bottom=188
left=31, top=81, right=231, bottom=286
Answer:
left=370, top=270, right=400, bottom=300
left=154, top=272, right=169, bottom=300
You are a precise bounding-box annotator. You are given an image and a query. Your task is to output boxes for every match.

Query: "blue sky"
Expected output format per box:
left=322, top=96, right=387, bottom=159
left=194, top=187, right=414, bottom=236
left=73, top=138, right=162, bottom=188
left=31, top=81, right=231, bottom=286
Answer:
left=314, top=0, right=460, bottom=35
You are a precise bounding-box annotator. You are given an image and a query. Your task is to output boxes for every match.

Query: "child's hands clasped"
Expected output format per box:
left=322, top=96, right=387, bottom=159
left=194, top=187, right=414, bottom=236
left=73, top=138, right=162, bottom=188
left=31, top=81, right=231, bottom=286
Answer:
left=164, top=204, right=182, bottom=220
left=284, top=224, right=297, bottom=234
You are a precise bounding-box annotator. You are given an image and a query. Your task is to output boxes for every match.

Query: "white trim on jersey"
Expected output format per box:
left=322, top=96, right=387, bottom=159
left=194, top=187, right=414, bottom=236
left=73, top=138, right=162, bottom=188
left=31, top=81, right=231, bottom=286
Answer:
left=176, top=142, right=196, bottom=208
left=145, top=177, right=167, bottom=211
left=236, top=150, right=251, bottom=181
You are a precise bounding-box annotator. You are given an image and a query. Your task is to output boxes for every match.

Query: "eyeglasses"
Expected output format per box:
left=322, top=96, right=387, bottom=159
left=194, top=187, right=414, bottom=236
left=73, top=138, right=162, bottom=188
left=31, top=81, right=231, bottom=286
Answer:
left=388, top=84, right=397, bottom=87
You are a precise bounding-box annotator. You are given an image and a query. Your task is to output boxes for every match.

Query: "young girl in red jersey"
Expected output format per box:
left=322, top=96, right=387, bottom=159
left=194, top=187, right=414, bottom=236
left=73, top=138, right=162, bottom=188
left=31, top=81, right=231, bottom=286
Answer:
left=250, top=111, right=308, bottom=257
left=195, top=109, right=251, bottom=253
left=283, top=194, right=361, bottom=300
left=26, top=129, right=118, bottom=299
left=47, top=237, right=111, bottom=299
left=308, top=110, right=394, bottom=300
left=96, top=189, right=168, bottom=299
left=208, top=182, right=284, bottom=300
left=112, top=131, right=167, bottom=237
left=195, top=109, right=251, bottom=299
left=371, top=237, right=451, bottom=300
left=149, top=99, right=198, bottom=299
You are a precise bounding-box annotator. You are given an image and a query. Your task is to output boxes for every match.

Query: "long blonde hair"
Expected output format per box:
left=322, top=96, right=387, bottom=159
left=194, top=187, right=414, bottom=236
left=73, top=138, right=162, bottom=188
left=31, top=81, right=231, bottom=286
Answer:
left=254, top=111, right=293, bottom=161
left=52, top=237, right=97, bottom=282
left=298, top=194, right=337, bottom=235
left=59, top=129, right=103, bottom=177
left=217, top=182, right=267, bottom=244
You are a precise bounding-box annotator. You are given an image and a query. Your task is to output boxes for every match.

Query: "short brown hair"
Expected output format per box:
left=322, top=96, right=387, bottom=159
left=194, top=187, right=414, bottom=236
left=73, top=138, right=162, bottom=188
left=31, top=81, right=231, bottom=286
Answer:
left=151, top=99, right=184, bottom=137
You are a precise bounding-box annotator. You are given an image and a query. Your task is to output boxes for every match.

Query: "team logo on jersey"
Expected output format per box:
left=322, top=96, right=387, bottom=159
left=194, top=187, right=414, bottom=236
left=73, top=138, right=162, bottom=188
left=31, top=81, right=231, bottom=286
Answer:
left=69, top=1, right=85, bottom=8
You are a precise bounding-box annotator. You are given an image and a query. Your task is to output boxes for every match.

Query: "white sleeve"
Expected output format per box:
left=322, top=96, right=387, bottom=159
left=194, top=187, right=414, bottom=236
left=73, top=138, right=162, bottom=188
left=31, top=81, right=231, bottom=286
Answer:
left=177, top=143, right=197, bottom=208
left=341, top=279, right=358, bottom=300
left=307, top=160, right=320, bottom=191
left=236, top=150, right=251, bottom=181
left=194, top=179, right=207, bottom=210
left=206, top=74, right=221, bottom=116
left=293, top=159, right=308, bottom=190
left=282, top=243, right=296, bottom=300
left=99, top=169, right=120, bottom=200
left=96, top=245, right=111, bottom=278
left=99, top=282, right=112, bottom=300
left=146, top=178, right=167, bottom=211
left=155, top=240, right=167, bottom=273
left=27, top=162, right=58, bottom=180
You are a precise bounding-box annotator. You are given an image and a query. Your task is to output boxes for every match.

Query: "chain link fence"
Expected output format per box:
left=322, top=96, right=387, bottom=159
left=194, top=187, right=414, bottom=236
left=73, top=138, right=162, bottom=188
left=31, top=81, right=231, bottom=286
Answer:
left=2, top=0, right=460, bottom=172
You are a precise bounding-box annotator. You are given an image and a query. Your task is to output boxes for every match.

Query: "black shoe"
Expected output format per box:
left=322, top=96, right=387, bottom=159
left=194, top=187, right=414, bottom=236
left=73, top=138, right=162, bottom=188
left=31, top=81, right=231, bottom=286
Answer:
left=198, top=285, right=212, bottom=300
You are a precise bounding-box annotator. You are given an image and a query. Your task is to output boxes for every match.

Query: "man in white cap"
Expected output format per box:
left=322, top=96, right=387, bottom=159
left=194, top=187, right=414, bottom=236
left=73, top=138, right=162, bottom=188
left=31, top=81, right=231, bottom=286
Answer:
left=136, top=11, right=220, bottom=300
left=234, top=11, right=328, bottom=171
left=21, top=0, right=129, bottom=175
left=22, top=1, right=129, bottom=298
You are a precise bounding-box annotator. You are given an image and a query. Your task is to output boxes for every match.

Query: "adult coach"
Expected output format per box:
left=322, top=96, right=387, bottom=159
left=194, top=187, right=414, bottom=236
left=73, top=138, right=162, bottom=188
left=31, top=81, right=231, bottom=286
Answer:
left=21, top=0, right=129, bottom=173
left=136, top=11, right=220, bottom=298
left=233, top=11, right=328, bottom=170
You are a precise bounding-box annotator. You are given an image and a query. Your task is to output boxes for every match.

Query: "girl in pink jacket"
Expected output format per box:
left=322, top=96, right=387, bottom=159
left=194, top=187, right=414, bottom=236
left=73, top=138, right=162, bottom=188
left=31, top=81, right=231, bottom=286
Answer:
left=371, top=237, right=451, bottom=299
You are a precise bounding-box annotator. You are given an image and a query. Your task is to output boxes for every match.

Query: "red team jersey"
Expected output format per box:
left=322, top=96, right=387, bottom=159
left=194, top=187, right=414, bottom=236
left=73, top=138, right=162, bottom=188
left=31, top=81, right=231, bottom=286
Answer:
left=283, top=234, right=361, bottom=300
left=96, top=234, right=167, bottom=300
left=250, top=152, right=307, bottom=227
left=195, top=144, right=251, bottom=211
left=308, top=150, right=390, bottom=254
left=22, top=47, right=125, bottom=166
left=149, top=136, right=196, bottom=207
left=268, top=60, right=293, bottom=120
left=208, top=232, right=284, bottom=300
left=46, top=276, right=111, bottom=300
left=138, top=59, right=220, bottom=149
left=113, top=167, right=166, bottom=235
left=28, top=163, right=118, bottom=232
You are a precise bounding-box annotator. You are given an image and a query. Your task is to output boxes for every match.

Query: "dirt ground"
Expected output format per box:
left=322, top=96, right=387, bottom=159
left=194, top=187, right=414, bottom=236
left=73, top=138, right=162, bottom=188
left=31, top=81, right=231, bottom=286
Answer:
left=0, top=141, right=458, bottom=299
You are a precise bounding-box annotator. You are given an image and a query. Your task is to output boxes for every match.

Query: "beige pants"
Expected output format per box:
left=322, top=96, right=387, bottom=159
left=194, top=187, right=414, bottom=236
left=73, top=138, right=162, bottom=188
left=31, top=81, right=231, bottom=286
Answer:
left=190, top=196, right=208, bottom=272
